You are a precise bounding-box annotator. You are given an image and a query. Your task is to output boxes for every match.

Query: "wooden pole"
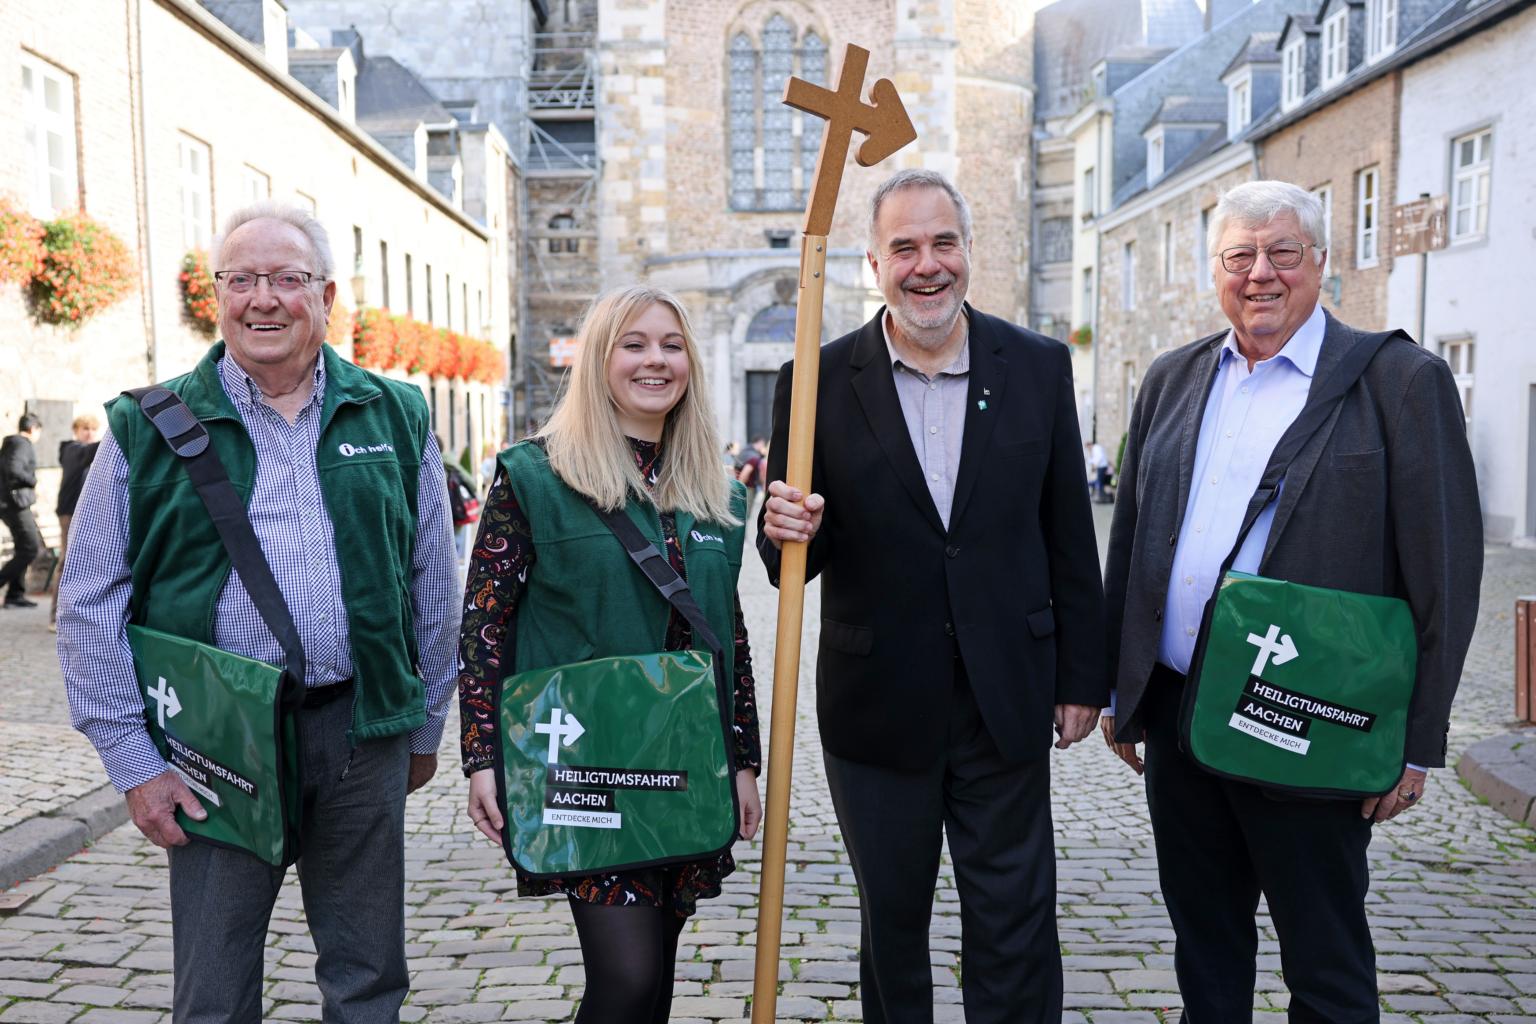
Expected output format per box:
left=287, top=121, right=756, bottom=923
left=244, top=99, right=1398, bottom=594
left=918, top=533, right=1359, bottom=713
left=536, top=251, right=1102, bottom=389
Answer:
left=751, top=43, right=914, bottom=1024
left=750, top=236, right=825, bottom=1024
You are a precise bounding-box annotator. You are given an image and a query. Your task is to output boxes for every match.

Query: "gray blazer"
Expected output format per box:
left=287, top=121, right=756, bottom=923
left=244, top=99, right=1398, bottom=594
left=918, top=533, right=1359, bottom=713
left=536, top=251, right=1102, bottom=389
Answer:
left=1103, top=310, right=1482, bottom=767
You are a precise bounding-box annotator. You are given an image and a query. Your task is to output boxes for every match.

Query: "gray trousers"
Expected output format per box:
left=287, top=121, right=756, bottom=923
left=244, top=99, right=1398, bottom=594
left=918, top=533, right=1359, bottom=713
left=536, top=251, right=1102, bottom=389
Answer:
left=168, top=691, right=410, bottom=1023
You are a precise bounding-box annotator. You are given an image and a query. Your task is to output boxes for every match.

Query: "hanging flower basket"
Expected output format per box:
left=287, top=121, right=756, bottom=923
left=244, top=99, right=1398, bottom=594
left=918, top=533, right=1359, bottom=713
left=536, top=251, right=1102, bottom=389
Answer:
left=0, top=198, right=45, bottom=285
left=30, top=212, right=136, bottom=327
left=1070, top=324, right=1093, bottom=348
left=180, top=250, right=218, bottom=335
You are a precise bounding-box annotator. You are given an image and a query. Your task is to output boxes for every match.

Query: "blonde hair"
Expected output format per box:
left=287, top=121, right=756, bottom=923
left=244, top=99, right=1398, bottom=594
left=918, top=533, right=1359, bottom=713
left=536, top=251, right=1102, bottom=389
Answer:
left=71, top=414, right=101, bottom=432
left=539, top=285, right=739, bottom=525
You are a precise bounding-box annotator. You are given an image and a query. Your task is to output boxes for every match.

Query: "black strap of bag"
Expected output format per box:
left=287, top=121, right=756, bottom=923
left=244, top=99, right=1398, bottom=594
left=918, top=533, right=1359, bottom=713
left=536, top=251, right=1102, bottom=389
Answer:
left=582, top=498, right=729, bottom=675
left=125, top=387, right=307, bottom=686
left=1221, top=328, right=1407, bottom=569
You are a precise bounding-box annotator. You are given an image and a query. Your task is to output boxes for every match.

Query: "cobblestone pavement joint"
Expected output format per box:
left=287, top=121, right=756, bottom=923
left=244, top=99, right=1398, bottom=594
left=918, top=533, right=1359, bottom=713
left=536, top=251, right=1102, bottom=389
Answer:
left=1, top=508, right=1533, bottom=1022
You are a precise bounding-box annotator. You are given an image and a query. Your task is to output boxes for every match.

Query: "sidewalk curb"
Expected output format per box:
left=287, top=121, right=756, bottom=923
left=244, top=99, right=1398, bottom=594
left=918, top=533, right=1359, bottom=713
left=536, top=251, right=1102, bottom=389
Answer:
left=0, top=783, right=128, bottom=890
left=1456, top=730, right=1536, bottom=828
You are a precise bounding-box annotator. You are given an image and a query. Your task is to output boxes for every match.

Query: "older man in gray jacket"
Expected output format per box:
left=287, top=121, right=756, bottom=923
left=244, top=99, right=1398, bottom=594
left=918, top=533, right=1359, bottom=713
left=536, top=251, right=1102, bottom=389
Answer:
left=1100, top=180, right=1481, bottom=1023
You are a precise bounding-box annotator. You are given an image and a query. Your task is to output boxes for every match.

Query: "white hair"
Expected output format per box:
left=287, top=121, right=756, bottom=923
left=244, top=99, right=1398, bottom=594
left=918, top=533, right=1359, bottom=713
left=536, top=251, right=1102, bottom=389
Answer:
left=868, top=168, right=974, bottom=253
left=211, top=201, right=336, bottom=279
left=1207, top=180, right=1327, bottom=264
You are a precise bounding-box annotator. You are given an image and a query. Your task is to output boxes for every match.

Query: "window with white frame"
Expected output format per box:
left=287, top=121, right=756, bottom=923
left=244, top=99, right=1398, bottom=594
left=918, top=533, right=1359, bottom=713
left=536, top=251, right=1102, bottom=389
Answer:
left=1146, top=131, right=1165, bottom=182
left=177, top=133, right=213, bottom=251
left=1282, top=39, right=1306, bottom=109
left=1228, top=73, right=1252, bottom=137
left=242, top=165, right=270, bottom=205
left=1081, top=166, right=1097, bottom=218
left=1450, top=128, right=1492, bottom=242
left=20, top=53, right=79, bottom=216
left=1080, top=266, right=1094, bottom=325
left=293, top=191, right=317, bottom=215
left=1311, top=184, right=1333, bottom=252
left=1322, top=11, right=1349, bottom=88
left=1161, top=221, right=1174, bottom=285
left=1039, top=217, right=1073, bottom=263
left=1122, top=241, right=1136, bottom=310
left=728, top=17, right=827, bottom=211
left=1440, top=336, right=1474, bottom=421
left=1366, top=0, right=1397, bottom=62
left=1356, top=166, right=1380, bottom=268
left=1124, top=362, right=1139, bottom=424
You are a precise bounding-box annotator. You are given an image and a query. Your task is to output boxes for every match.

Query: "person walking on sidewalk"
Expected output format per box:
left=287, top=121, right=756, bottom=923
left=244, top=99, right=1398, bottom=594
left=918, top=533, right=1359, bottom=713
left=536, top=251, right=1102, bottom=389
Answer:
left=50, top=414, right=101, bottom=629
left=58, top=201, right=460, bottom=1023
left=0, top=413, right=43, bottom=609
left=460, top=285, right=762, bottom=1024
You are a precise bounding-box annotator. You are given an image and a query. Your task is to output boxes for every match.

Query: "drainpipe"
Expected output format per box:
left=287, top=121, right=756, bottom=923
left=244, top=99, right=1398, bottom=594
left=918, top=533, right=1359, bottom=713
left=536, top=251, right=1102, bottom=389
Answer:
left=128, top=0, right=161, bottom=383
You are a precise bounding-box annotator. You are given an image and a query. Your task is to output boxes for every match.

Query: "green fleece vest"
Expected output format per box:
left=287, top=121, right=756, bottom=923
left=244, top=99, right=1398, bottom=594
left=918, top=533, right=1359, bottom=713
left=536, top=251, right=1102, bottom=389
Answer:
left=502, top=441, right=746, bottom=676
left=106, top=341, right=429, bottom=744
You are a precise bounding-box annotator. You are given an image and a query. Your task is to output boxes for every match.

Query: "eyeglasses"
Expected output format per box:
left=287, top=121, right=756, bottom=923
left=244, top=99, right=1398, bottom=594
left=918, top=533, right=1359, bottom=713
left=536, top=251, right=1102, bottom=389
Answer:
left=213, top=270, right=325, bottom=293
left=1218, top=242, right=1320, bottom=274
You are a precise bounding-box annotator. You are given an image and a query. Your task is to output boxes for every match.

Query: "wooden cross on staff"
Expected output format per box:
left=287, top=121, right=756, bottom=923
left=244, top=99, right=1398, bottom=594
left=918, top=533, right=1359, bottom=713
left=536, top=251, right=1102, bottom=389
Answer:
left=751, top=43, right=915, bottom=1024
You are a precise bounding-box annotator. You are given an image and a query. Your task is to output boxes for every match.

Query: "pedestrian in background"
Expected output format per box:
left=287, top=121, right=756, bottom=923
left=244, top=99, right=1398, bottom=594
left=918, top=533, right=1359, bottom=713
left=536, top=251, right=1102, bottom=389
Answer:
left=1085, top=439, right=1112, bottom=503
left=1102, top=180, right=1481, bottom=1020
left=50, top=414, right=102, bottom=630
left=460, top=285, right=761, bottom=1024
left=735, top=435, right=767, bottom=509
left=59, top=201, right=459, bottom=1022
left=0, top=413, right=43, bottom=609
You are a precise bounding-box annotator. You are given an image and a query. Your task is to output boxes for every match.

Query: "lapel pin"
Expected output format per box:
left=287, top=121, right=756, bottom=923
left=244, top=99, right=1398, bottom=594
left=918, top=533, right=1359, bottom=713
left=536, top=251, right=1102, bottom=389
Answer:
left=977, top=400, right=988, bottom=411
left=983, top=388, right=991, bottom=396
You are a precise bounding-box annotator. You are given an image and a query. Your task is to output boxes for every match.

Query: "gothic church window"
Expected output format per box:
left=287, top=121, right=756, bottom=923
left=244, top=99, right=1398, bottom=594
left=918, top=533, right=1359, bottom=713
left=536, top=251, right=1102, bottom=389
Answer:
left=728, top=17, right=828, bottom=212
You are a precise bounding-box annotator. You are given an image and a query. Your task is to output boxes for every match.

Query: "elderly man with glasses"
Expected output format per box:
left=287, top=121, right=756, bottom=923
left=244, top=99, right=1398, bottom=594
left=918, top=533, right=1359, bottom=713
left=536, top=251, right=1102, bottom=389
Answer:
left=59, top=202, right=460, bottom=1022
left=1099, top=180, right=1481, bottom=1022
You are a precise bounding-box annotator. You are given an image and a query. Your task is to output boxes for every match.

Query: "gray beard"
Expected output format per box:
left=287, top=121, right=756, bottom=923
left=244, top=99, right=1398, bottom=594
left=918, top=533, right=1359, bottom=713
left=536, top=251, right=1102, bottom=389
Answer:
left=890, top=297, right=963, bottom=343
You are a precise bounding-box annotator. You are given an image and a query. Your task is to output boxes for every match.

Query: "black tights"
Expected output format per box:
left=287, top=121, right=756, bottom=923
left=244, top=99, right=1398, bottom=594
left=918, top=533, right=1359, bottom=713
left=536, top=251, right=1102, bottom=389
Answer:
left=568, top=898, right=686, bottom=1024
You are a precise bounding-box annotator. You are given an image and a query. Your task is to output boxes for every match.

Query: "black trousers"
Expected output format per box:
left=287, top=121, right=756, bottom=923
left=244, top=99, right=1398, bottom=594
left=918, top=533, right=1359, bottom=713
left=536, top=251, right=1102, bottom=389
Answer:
left=823, top=661, right=1061, bottom=1024
left=0, top=506, right=41, bottom=600
left=1142, top=665, right=1379, bottom=1023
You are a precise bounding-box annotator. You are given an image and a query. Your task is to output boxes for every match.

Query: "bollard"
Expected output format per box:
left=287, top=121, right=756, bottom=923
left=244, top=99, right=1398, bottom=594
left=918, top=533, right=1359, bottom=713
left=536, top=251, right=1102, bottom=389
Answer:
left=1519, top=597, right=1536, bottom=724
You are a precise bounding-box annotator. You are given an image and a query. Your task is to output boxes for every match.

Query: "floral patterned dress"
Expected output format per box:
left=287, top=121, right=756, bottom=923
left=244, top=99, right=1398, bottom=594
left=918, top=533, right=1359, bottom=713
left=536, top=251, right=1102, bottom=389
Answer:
left=458, top=437, right=761, bottom=919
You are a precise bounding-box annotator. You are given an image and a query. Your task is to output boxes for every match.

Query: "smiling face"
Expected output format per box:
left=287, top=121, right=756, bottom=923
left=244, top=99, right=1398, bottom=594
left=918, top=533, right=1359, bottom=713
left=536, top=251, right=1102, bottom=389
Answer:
left=215, top=218, right=335, bottom=374
left=605, top=301, right=691, bottom=441
left=1215, top=211, right=1325, bottom=359
left=868, top=185, right=972, bottom=347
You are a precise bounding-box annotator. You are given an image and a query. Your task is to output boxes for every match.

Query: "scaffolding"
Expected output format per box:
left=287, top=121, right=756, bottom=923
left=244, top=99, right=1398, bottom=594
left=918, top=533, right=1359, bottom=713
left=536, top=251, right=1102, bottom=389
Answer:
left=518, top=23, right=599, bottom=434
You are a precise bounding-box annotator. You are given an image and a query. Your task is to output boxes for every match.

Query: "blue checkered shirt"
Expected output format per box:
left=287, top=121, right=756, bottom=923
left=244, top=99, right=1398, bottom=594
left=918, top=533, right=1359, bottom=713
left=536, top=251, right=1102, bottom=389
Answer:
left=58, top=354, right=461, bottom=792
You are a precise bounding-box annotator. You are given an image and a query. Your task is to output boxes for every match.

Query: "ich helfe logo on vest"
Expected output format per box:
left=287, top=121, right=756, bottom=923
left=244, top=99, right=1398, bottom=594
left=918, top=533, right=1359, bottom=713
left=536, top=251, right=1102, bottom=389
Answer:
left=1228, top=623, right=1378, bottom=755
left=337, top=441, right=396, bottom=457
left=534, top=707, right=688, bottom=830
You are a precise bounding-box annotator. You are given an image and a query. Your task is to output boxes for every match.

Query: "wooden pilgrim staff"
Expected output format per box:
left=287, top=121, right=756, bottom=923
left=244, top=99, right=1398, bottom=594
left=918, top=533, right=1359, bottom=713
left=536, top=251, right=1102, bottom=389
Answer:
left=750, top=43, right=916, bottom=1024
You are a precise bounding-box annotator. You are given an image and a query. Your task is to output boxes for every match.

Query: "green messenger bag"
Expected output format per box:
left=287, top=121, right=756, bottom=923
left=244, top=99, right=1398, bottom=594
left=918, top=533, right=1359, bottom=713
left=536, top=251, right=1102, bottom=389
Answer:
left=1180, top=328, right=1418, bottom=799
left=130, top=624, right=304, bottom=866
left=123, top=386, right=309, bottom=867
left=495, top=500, right=738, bottom=878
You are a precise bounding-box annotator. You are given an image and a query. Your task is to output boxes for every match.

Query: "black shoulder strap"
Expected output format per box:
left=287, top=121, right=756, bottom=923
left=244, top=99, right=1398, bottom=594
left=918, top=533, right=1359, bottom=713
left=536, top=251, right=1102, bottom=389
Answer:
left=1225, top=328, right=1406, bottom=562
left=125, top=386, right=307, bottom=685
left=582, top=498, right=727, bottom=669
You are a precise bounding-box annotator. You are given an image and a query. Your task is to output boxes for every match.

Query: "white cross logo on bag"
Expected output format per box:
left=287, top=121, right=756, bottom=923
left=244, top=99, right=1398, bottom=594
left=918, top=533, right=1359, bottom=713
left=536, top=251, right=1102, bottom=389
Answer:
left=1246, top=623, right=1300, bottom=677
left=534, top=707, right=586, bottom=764
left=147, top=676, right=182, bottom=729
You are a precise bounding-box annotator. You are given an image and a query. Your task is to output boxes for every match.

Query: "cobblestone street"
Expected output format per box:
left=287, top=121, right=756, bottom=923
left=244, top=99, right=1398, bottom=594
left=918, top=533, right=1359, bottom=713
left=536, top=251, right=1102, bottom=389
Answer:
left=1, top=509, right=1533, bottom=1022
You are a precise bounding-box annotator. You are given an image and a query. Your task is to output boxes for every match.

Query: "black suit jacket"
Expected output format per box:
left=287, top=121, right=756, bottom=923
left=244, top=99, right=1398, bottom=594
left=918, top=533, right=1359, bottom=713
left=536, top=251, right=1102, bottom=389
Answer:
left=1104, top=311, right=1483, bottom=766
left=758, top=305, right=1107, bottom=769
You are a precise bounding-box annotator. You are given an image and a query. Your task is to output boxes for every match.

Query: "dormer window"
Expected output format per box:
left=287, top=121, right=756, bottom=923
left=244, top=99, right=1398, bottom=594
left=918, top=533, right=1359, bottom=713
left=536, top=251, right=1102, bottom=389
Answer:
left=1282, top=38, right=1306, bottom=110
left=1366, top=0, right=1397, bottom=62
left=1322, top=10, right=1349, bottom=87
left=1227, top=72, right=1252, bottom=138
left=1146, top=129, right=1166, bottom=182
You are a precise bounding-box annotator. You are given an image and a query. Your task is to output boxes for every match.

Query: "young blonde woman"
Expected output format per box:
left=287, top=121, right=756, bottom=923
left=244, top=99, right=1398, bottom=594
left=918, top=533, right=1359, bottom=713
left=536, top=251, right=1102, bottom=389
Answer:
left=459, top=285, right=762, bottom=1023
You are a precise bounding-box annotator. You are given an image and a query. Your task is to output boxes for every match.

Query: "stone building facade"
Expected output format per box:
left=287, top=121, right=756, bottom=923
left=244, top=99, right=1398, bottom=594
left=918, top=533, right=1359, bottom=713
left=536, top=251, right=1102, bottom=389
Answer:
left=2, top=0, right=512, bottom=544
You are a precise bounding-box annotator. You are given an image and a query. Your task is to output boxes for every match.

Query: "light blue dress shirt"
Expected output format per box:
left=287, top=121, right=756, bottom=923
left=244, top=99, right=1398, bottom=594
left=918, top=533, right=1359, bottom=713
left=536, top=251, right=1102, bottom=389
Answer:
left=1157, top=303, right=1325, bottom=674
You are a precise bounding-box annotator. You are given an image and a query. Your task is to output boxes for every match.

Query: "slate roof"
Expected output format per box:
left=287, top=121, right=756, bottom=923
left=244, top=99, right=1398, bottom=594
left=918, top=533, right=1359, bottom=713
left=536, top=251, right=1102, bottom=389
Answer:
left=354, top=54, right=454, bottom=132
left=1142, top=94, right=1227, bottom=132
left=1221, top=32, right=1284, bottom=77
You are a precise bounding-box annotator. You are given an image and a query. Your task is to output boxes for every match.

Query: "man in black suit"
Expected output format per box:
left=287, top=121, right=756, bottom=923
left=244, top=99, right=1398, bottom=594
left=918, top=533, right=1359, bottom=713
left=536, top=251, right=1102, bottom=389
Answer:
left=759, top=169, right=1106, bottom=1024
left=1101, top=180, right=1482, bottom=1022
